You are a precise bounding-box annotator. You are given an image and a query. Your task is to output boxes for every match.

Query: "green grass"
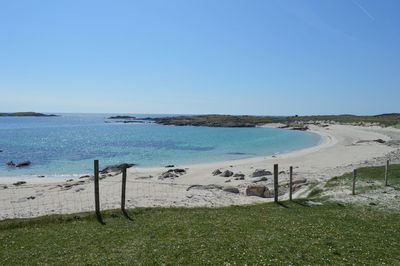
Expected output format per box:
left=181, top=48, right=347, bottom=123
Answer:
left=325, top=164, right=400, bottom=194
left=1, top=200, right=400, bottom=265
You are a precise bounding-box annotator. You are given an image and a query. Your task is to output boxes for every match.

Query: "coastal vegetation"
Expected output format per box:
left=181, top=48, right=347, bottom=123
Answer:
left=1, top=165, right=399, bottom=265
left=144, top=113, right=400, bottom=128
left=0, top=112, right=58, bottom=117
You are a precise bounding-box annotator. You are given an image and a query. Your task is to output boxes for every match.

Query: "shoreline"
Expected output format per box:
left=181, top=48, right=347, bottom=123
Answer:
left=0, top=126, right=325, bottom=182
left=1, top=124, right=399, bottom=220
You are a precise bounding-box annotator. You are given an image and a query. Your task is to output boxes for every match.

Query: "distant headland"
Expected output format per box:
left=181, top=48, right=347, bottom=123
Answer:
left=142, top=113, right=400, bottom=128
left=0, top=112, right=58, bottom=117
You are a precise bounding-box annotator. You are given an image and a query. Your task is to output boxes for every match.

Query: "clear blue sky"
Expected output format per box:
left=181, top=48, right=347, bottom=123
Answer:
left=1, top=0, right=399, bottom=115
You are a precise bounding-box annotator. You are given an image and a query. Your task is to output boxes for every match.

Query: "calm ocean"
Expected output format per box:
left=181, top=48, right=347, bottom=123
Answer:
left=0, top=113, right=321, bottom=177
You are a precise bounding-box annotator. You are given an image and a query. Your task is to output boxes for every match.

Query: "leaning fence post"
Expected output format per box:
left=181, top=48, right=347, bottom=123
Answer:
left=94, top=160, right=105, bottom=224
left=274, top=164, right=279, bottom=203
left=385, top=160, right=389, bottom=186
left=289, top=166, right=293, bottom=201
left=352, top=169, right=357, bottom=195
left=121, top=167, right=127, bottom=211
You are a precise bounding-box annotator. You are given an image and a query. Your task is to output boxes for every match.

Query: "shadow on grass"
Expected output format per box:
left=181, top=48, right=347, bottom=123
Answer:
left=291, top=199, right=311, bottom=207
left=276, top=201, right=289, bottom=208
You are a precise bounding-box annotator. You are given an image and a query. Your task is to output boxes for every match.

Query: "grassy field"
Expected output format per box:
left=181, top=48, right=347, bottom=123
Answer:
left=1, top=200, right=399, bottom=265
left=1, top=165, right=400, bottom=264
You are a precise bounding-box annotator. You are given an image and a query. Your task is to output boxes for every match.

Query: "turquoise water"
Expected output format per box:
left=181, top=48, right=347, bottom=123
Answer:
left=0, top=113, right=321, bottom=177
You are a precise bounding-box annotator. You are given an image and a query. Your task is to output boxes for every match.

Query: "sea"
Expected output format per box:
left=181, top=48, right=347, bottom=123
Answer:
left=0, top=113, right=322, bottom=178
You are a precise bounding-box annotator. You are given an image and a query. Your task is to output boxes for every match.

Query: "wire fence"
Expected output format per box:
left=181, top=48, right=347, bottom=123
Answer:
left=0, top=176, right=245, bottom=221
left=1, top=158, right=399, bottom=221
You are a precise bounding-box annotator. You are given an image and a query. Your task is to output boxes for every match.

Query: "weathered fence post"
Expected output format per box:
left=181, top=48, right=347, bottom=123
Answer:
left=121, top=167, right=127, bottom=211
left=94, top=160, right=105, bottom=225
left=120, top=167, right=132, bottom=220
left=385, top=160, right=389, bottom=186
left=289, top=166, right=293, bottom=201
left=274, top=164, right=279, bottom=203
left=352, top=169, right=357, bottom=195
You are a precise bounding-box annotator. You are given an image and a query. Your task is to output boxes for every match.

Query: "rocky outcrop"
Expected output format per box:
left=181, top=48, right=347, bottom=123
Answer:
left=246, top=185, right=266, bottom=197
left=212, top=169, right=222, bottom=176
left=233, top=173, right=245, bottom=180
left=100, top=163, right=135, bottom=174
left=251, top=169, right=272, bottom=177
left=159, top=168, right=186, bottom=179
left=220, top=170, right=234, bottom=177
left=187, top=184, right=223, bottom=191
left=250, top=176, right=268, bottom=183
left=13, top=181, right=26, bottom=186
left=222, top=186, right=239, bottom=194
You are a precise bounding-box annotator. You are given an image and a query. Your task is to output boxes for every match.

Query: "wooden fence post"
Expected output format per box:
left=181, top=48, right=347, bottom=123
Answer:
left=274, top=164, right=279, bottom=203
left=94, top=160, right=105, bottom=225
left=352, top=169, right=357, bottom=195
left=385, top=160, right=389, bottom=186
left=121, top=167, right=127, bottom=211
left=121, top=167, right=132, bottom=220
left=289, top=166, right=293, bottom=201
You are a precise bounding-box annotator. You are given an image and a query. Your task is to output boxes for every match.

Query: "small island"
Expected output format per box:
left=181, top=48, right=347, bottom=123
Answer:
left=0, top=112, right=58, bottom=117
left=107, top=115, right=137, bottom=119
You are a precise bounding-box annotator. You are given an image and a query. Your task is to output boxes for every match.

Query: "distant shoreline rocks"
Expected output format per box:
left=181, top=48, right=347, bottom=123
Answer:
left=0, top=112, right=58, bottom=117
left=107, top=115, right=137, bottom=119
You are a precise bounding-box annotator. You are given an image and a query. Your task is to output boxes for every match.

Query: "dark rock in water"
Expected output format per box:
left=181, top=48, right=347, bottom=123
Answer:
left=223, top=186, right=239, bottom=193
left=251, top=169, right=272, bottom=177
left=212, top=169, right=222, bottom=176
left=0, top=149, right=3, bottom=152
left=187, top=184, right=223, bottom=191
left=13, top=181, right=26, bottom=186
left=374, top=139, right=386, bottom=144
left=16, top=161, right=31, bottom=167
left=37, top=175, right=45, bottom=178
left=107, top=115, right=137, bottom=119
left=100, top=163, right=135, bottom=174
left=220, top=170, right=234, bottom=177
left=6, top=161, right=15, bottom=167
left=165, top=165, right=175, bottom=168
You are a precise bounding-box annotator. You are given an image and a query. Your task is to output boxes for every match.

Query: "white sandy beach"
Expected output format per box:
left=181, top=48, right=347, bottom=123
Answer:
left=1, top=124, right=399, bottom=220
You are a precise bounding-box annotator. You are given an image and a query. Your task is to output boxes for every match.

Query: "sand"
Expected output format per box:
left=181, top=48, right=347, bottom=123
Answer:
left=1, top=124, right=399, bottom=220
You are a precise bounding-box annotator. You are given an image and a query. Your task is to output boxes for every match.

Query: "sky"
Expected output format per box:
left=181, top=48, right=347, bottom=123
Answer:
left=1, top=0, right=399, bottom=115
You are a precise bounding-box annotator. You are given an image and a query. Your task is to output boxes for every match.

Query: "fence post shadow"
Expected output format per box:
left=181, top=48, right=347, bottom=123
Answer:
left=121, top=167, right=133, bottom=221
